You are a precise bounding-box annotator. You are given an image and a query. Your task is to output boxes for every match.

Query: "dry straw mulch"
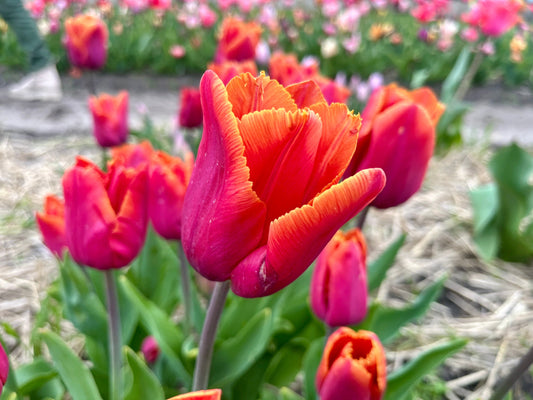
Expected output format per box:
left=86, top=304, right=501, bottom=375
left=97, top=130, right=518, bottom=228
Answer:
left=1, top=132, right=532, bottom=399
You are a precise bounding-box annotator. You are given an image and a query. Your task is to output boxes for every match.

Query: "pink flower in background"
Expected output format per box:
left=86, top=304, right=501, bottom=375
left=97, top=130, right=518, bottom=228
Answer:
left=199, top=4, right=217, bottom=28
left=411, top=0, right=449, bottom=23
left=343, top=34, right=361, bottom=54
left=178, top=87, right=203, bottom=128
left=121, top=0, right=149, bottom=12
left=461, top=27, right=479, bottom=42
left=141, top=336, right=160, bottom=363
left=461, top=0, right=523, bottom=37
left=89, top=91, right=129, bottom=148
left=170, top=45, right=186, bottom=58
left=26, top=0, right=46, bottom=18
left=148, top=0, right=170, bottom=10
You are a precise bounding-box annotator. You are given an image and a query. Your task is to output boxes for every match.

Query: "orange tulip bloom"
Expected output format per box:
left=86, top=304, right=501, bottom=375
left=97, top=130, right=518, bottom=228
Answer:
left=167, top=389, right=221, bottom=400
left=36, top=195, right=67, bottom=258
left=345, top=83, right=445, bottom=208
left=181, top=71, right=385, bottom=298
left=64, top=14, right=108, bottom=70
left=208, top=60, right=258, bottom=85
left=89, top=91, right=129, bottom=148
left=214, top=17, right=262, bottom=63
left=316, top=328, right=387, bottom=400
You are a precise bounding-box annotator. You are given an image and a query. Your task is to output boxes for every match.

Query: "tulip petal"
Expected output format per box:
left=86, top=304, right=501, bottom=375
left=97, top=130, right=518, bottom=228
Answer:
left=239, top=108, right=322, bottom=225
left=226, top=72, right=298, bottom=119
left=285, top=80, right=326, bottom=108
left=230, top=168, right=385, bottom=297
left=410, top=87, right=446, bottom=125
left=319, top=357, right=373, bottom=400
left=181, top=70, right=266, bottom=281
left=360, top=102, right=435, bottom=208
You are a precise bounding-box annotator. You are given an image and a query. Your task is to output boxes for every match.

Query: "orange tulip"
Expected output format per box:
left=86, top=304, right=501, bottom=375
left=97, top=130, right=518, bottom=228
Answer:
left=64, top=14, right=108, bottom=70
left=214, top=17, right=262, bottom=63
left=345, top=83, right=445, bottom=208
left=208, top=60, right=258, bottom=85
left=316, top=328, right=387, bottom=400
left=111, top=141, right=154, bottom=168
left=36, top=195, right=67, bottom=258
left=167, top=389, right=221, bottom=400
left=181, top=71, right=385, bottom=298
left=89, top=91, right=129, bottom=148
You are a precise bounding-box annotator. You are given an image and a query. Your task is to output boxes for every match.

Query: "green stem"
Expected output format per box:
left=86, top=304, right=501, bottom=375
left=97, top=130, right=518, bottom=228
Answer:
left=453, top=50, right=484, bottom=102
left=177, top=241, right=193, bottom=334
left=489, top=344, right=533, bottom=400
left=192, top=281, right=230, bottom=391
left=101, top=148, right=108, bottom=171
left=357, top=206, right=370, bottom=230
left=104, top=269, right=122, bottom=400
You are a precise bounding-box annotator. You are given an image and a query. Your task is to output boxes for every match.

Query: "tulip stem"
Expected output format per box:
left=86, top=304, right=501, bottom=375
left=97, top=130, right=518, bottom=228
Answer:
left=192, top=280, right=230, bottom=391
left=177, top=241, right=193, bottom=334
left=88, top=70, right=97, bottom=96
left=489, top=343, right=533, bottom=400
left=453, top=50, right=484, bottom=102
left=104, top=269, right=122, bottom=400
left=357, top=206, right=369, bottom=230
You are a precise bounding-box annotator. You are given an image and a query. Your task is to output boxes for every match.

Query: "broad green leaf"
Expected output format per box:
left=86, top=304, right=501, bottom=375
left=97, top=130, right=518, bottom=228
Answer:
left=385, top=338, right=467, bottom=400
left=441, top=47, right=471, bottom=103
left=410, top=69, right=430, bottom=89
left=358, top=276, right=446, bottom=343
left=265, top=340, right=307, bottom=388
left=123, top=347, right=165, bottom=400
left=230, top=355, right=272, bottom=400
left=302, top=338, right=324, bottom=400
left=119, top=277, right=191, bottom=386
left=41, top=330, right=103, bottom=400
left=368, top=234, right=406, bottom=291
left=28, top=377, right=65, bottom=400
left=279, top=387, right=305, bottom=400
left=211, top=308, right=274, bottom=387
left=14, top=358, right=57, bottom=395
left=470, top=184, right=500, bottom=260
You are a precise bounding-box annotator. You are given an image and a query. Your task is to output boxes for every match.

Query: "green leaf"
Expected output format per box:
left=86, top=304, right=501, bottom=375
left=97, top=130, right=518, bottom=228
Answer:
left=229, top=355, right=272, bottom=400
left=368, top=234, right=406, bottom=291
left=302, top=338, right=324, bottom=400
left=123, top=347, right=165, bottom=400
left=359, top=276, right=446, bottom=343
left=14, top=358, right=57, bottom=395
left=41, top=330, right=103, bottom=400
left=265, top=340, right=307, bottom=388
left=385, top=338, right=467, bottom=400
left=470, top=184, right=500, bottom=260
left=28, top=377, right=65, bottom=400
left=441, top=47, right=472, bottom=103
left=210, top=308, right=274, bottom=387
left=278, top=387, right=305, bottom=400
left=119, top=276, right=191, bottom=386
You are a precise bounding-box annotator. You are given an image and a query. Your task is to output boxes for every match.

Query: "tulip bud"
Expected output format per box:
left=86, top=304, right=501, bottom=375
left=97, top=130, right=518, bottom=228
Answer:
left=0, top=342, right=8, bottom=395
left=36, top=195, right=67, bottom=258
left=64, top=14, right=108, bottom=70
left=310, top=228, right=368, bottom=327
left=89, top=91, right=129, bottom=148
left=141, top=336, right=160, bottom=364
left=316, top=328, right=387, bottom=400
left=167, top=389, right=221, bottom=400
left=178, top=88, right=203, bottom=129
left=214, top=17, right=262, bottom=63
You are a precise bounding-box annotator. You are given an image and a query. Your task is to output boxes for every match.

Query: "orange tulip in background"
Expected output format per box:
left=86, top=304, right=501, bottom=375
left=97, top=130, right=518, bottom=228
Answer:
left=62, top=157, right=148, bottom=270
left=89, top=91, right=129, bottom=147
left=310, top=228, right=368, bottom=327
left=181, top=71, right=385, bottom=298
left=316, top=327, right=387, bottom=400
left=0, top=342, right=8, bottom=396
left=167, top=389, right=221, bottom=400
left=178, top=88, right=203, bottom=129
left=64, top=14, right=108, bottom=70
left=344, top=83, right=445, bottom=209
left=208, top=60, right=258, bottom=85
left=36, top=195, right=67, bottom=258
left=111, top=140, right=154, bottom=168
left=214, top=17, right=262, bottom=63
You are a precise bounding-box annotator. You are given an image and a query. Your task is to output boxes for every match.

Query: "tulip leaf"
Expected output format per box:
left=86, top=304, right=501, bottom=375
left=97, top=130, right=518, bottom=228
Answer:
left=278, top=387, right=305, bottom=400
left=27, top=377, right=65, bottom=400
left=13, top=358, right=58, bottom=395
left=470, top=183, right=500, bottom=260
left=210, top=308, right=274, bottom=387
left=40, top=330, right=103, bottom=400
left=302, top=338, right=324, bottom=400
left=384, top=338, right=467, bottom=400
left=265, top=339, right=307, bottom=388
left=358, top=276, right=446, bottom=343
left=441, top=46, right=471, bottom=103
left=368, top=233, right=407, bottom=291
left=123, top=347, right=165, bottom=400
left=119, top=276, right=191, bottom=386
left=229, top=355, right=272, bottom=400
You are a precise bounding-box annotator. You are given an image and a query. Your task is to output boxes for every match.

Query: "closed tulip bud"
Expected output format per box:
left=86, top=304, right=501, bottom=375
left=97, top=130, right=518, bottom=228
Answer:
left=64, top=14, right=108, bottom=70
left=167, top=389, right=221, bottom=400
left=149, top=150, right=194, bottom=240
left=89, top=91, right=129, bottom=148
left=63, top=157, right=148, bottom=270
left=179, top=88, right=203, bottom=129
left=214, top=17, right=262, bottom=63
left=36, top=195, right=67, bottom=258
left=0, top=343, right=8, bottom=396
left=311, top=228, right=368, bottom=327
left=345, top=83, right=445, bottom=209
left=181, top=71, right=385, bottom=298
left=316, top=328, right=387, bottom=400
left=141, top=336, right=160, bottom=364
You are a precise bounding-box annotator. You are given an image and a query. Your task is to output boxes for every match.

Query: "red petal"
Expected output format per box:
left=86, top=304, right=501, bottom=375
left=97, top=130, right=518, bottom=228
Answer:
left=181, top=70, right=266, bottom=281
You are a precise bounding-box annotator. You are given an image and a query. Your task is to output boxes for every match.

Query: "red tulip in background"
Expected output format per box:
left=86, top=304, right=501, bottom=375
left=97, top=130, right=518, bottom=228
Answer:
left=0, top=342, right=8, bottom=395
left=181, top=71, right=385, bottom=298
left=179, top=88, right=203, bottom=129
left=64, top=14, right=108, bottom=70
left=111, top=140, right=154, bottom=168
left=214, top=17, right=262, bottom=63
left=344, top=83, right=445, bottom=209
left=36, top=195, right=67, bottom=258
left=62, top=157, right=148, bottom=270
left=316, top=327, right=387, bottom=400
left=89, top=91, right=129, bottom=147
left=208, top=60, right=258, bottom=85
left=149, top=150, right=194, bottom=240
left=167, top=389, right=221, bottom=400
left=461, top=0, right=523, bottom=37
left=141, top=336, right=160, bottom=364
left=310, top=228, right=368, bottom=327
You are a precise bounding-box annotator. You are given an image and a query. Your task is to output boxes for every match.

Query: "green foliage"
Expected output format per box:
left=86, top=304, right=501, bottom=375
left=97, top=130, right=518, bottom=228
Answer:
left=470, top=143, right=533, bottom=262
left=368, top=233, right=406, bottom=292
